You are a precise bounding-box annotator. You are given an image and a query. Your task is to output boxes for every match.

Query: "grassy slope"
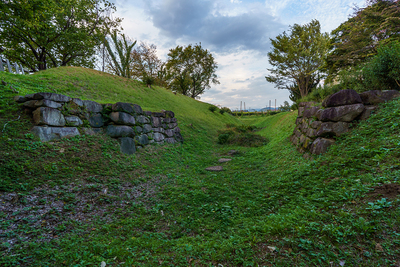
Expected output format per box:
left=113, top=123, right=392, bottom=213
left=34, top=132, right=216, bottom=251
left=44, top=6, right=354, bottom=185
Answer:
left=1, top=68, right=400, bottom=266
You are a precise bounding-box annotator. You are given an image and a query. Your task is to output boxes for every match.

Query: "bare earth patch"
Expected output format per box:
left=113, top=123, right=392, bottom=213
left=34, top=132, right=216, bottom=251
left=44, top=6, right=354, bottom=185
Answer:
left=368, top=183, right=400, bottom=199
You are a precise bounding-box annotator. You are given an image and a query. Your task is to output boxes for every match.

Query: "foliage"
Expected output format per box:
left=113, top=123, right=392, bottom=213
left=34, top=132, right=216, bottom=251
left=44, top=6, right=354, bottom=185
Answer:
left=103, top=31, right=136, bottom=78
left=363, top=41, right=400, bottom=90
left=166, top=43, right=220, bottom=98
left=326, top=0, right=400, bottom=81
left=300, top=84, right=342, bottom=103
left=217, top=125, right=268, bottom=147
left=208, top=105, right=218, bottom=113
left=131, top=42, right=166, bottom=87
left=279, top=101, right=291, bottom=112
left=219, top=107, right=231, bottom=115
left=266, top=20, right=330, bottom=98
left=0, top=0, right=121, bottom=72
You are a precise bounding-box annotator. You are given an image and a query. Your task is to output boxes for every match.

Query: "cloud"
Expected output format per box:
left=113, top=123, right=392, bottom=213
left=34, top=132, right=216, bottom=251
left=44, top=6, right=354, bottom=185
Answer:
left=144, top=0, right=285, bottom=53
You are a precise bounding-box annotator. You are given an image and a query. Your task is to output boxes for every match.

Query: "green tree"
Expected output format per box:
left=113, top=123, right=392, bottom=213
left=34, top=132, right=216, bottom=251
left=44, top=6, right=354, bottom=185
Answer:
left=166, top=44, right=220, bottom=98
left=326, top=0, right=400, bottom=81
left=103, top=31, right=136, bottom=78
left=279, top=101, right=291, bottom=112
left=266, top=20, right=330, bottom=98
left=0, top=0, right=121, bottom=72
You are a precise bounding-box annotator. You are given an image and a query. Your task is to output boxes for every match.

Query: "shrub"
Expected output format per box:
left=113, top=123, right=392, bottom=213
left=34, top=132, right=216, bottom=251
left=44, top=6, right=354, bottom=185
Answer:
left=219, top=107, right=231, bottom=114
left=217, top=125, right=268, bottom=147
left=208, top=105, right=218, bottom=113
left=363, top=41, right=400, bottom=91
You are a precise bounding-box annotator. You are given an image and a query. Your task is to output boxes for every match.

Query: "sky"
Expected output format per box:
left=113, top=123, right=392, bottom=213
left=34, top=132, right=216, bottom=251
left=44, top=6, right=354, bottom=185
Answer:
left=109, top=0, right=366, bottom=110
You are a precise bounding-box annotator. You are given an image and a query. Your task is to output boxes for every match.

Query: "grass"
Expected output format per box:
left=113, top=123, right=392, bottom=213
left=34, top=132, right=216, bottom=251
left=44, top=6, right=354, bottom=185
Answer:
left=1, top=67, right=400, bottom=266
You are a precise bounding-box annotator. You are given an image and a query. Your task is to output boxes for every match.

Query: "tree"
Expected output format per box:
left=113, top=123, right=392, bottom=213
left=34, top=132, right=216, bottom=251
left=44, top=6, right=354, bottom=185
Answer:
left=131, top=42, right=165, bottom=87
left=165, top=44, right=220, bottom=98
left=0, top=0, right=121, bottom=72
left=279, top=101, right=291, bottom=112
left=103, top=31, right=136, bottom=78
left=325, top=0, right=400, bottom=81
left=266, top=20, right=330, bottom=98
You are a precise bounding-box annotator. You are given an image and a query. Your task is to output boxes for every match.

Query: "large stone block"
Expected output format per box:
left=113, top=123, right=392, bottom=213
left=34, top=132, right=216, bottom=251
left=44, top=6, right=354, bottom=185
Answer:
left=106, top=125, right=135, bottom=138
left=112, top=102, right=134, bottom=114
left=65, top=116, right=83, bottom=126
left=152, top=127, right=165, bottom=133
left=174, top=132, right=184, bottom=143
left=72, top=98, right=84, bottom=107
left=358, top=106, right=377, bottom=120
left=142, top=124, right=152, bottom=133
left=14, top=96, right=28, bottom=103
left=165, top=129, right=174, bottom=137
left=310, top=138, right=335, bottom=155
left=359, top=90, right=400, bottom=105
left=83, top=100, right=103, bottom=113
left=165, top=138, right=176, bottom=144
left=82, top=128, right=104, bottom=135
left=317, top=103, right=364, bottom=122
left=23, top=100, right=38, bottom=108
left=135, top=134, right=149, bottom=146
left=152, top=112, right=165, bottom=117
left=118, top=137, right=136, bottom=155
left=136, top=115, right=150, bottom=124
left=315, top=122, right=349, bottom=137
left=88, top=113, right=104, bottom=128
left=151, top=117, right=161, bottom=127
left=322, top=89, right=362, bottom=107
left=34, top=99, right=63, bottom=109
left=303, top=106, right=321, bottom=118
left=132, top=104, right=143, bottom=114
left=168, top=123, right=178, bottom=129
left=33, top=92, right=71, bottom=103
left=33, top=107, right=66, bottom=126
left=110, top=112, right=136, bottom=125
left=153, top=132, right=165, bottom=142
left=165, top=110, right=175, bottom=118
left=31, top=126, right=79, bottom=141
left=173, top=127, right=181, bottom=133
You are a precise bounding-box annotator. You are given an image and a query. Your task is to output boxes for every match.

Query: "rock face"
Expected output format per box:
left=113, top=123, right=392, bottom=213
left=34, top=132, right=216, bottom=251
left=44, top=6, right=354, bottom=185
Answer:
left=290, top=88, right=400, bottom=156
left=15, top=92, right=184, bottom=155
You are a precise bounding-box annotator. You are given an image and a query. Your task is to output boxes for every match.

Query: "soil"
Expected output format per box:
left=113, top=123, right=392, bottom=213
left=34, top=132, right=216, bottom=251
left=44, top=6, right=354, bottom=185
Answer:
left=368, top=183, right=400, bottom=199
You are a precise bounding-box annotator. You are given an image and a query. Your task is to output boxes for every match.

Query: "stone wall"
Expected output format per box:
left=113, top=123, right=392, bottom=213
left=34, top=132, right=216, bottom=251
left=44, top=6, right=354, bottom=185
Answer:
left=290, top=89, right=400, bottom=156
left=14, top=92, right=183, bottom=154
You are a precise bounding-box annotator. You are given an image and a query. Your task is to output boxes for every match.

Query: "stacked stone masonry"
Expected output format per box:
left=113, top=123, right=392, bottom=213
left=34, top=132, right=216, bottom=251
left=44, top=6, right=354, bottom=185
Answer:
left=15, top=92, right=183, bottom=155
left=290, top=89, right=400, bottom=156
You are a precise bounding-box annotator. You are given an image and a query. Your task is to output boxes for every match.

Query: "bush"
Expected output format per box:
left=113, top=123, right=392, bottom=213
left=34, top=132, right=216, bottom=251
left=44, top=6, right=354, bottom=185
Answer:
left=208, top=105, right=218, bottom=113
left=217, top=125, right=268, bottom=147
left=363, top=41, right=400, bottom=91
left=219, top=107, right=231, bottom=114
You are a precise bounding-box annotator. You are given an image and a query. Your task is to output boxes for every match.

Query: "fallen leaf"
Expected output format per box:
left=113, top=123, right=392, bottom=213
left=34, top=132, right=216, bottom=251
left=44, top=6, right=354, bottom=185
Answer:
left=101, top=261, right=106, bottom=267
left=339, top=260, right=345, bottom=266
left=267, top=246, right=276, bottom=252
left=376, top=243, right=384, bottom=252
left=60, top=148, right=65, bottom=153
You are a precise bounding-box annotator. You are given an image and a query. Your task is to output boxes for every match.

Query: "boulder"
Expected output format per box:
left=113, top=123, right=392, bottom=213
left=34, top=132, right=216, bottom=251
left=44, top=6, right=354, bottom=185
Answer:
left=293, top=128, right=302, bottom=138
left=165, top=138, right=176, bottom=144
left=34, top=99, right=63, bottom=109
left=112, top=102, right=133, bottom=114
left=165, top=129, right=174, bottom=137
left=298, top=107, right=305, bottom=117
left=142, top=124, right=152, bottom=133
left=83, top=100, right=103, bottom=113
left=143, top=111, right=152, bottom=116
left=33, top=107, right=66, bottom=126
left=205, top=166, right=223, bottom=172
left=174, top=132, right=184, bottom=143
left=310, top=138, right=335, bottom=155
left=135, top=126, right=143, bottom=134
left=306, top=128, right=316, bottom=138
left=171, top=118, right=178, bottom=123
left=151, top=117, right=161, bottom=127
left=153, top=132, right=165, bottom=142
left=135, top=134, right=149, bottom=146
left=299, top=102, right=318, bottom=107
left=106, top=125, right=135, bottom=138
left=110, top=112, right=136, bottom=125
left=310, top=120, right=322, bottom=129
left=118, top=137, right=136, bottom=155
left=14, top=96, right=27, bottom=103
left=359, top=90, right=400, bottom=105
left=165, top=110, right=175, bottom=118
left=315, top=122, right=349, bottom=137
left=358, top=106, right=377, bottom=120
left=173, top=127, right=181, bottom=133
left=303, top=106, right=321, bottom=118
left=322, top=89, right=362, bottom=107
left=65, top=116, right=83, bottom=126
left=82, top=128, right=103, bottom=135
left=152, top=127, right=165, bottom=133
left=132, top=104, right=143, bottom=114
left=31, top=126, right=80, bottom=141
left=23, top=100, right=38, bottom=108
left=88, top=113, right=104, bottom=128
left=152, top=112, right=165, bottom=117
left=136, top=115, right=150, bottom=124
left=290, top=135, right=299, bottom=146
left=72, top=98, right=84, bottom=107
left=317, top=103, right=364, bottom=122
left=33, top=92, right=71, bottom=103
left=168, top=123, right=178, bottom=129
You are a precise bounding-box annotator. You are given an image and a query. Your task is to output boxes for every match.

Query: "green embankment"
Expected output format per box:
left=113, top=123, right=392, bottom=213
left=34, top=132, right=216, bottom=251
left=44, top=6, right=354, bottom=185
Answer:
left=1, top=67, right=400, bottom=266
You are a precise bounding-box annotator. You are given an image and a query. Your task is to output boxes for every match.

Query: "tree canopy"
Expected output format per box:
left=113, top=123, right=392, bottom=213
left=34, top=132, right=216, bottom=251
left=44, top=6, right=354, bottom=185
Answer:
left=325, top=0, right=400, bottom=80
left=266, top=20, right=330, bottom=98
left=0, top=0, right=121, bottom=72
left=165, top=44, right=219, bottom=98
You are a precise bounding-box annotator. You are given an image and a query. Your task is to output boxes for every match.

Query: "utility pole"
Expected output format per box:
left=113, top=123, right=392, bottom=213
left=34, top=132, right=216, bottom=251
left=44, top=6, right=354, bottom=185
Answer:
left=240, top=101, right=242, bottom=112
left=244, top=102, right=246, bottom=111
left=275, top=99, right=276, bottom=111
